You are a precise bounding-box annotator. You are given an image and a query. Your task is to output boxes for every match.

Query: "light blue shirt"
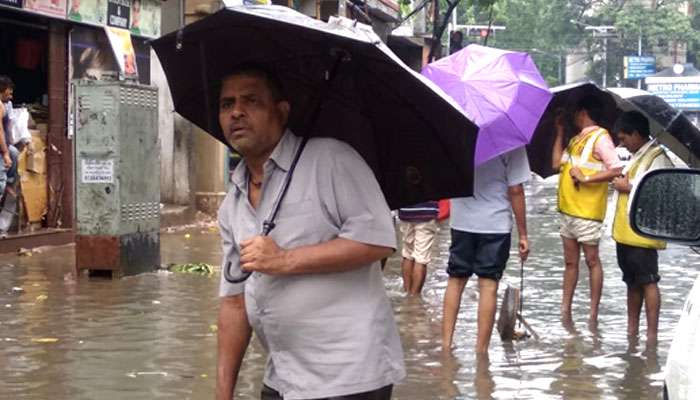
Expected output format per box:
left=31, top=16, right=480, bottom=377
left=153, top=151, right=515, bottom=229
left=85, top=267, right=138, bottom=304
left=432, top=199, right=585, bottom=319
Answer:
left=450, top=147, right=531, bottom=234
left=218, top=131, right=405, bottom=399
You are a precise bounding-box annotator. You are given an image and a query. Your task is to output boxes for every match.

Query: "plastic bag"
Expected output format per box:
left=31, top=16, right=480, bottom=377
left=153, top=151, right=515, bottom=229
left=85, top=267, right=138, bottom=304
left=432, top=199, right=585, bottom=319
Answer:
left=9, top=107, right=31, bottom=145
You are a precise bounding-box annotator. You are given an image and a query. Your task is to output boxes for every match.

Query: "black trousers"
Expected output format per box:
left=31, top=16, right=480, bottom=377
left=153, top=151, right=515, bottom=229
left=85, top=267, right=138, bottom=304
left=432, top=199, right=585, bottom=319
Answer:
left=261, top=384, right=393, bottom=400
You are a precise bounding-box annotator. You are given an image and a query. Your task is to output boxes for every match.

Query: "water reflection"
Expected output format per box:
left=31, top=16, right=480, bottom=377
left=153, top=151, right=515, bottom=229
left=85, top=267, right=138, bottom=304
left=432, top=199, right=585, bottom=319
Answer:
left=1, top=182, right=699, bottom=399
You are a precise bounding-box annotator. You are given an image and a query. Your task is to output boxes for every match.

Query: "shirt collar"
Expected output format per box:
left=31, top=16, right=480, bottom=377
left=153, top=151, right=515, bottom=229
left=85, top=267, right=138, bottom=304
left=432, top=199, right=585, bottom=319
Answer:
left=633, top=138, right=656, bottom=158
left=230, top=129, right=300, bottom=194
left=580, top=125, right=601, bottom=135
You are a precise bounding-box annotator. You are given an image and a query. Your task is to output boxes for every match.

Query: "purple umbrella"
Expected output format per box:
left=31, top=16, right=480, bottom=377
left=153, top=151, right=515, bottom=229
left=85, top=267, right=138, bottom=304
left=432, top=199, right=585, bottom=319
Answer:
left=422, top=44, right=552, bottom=166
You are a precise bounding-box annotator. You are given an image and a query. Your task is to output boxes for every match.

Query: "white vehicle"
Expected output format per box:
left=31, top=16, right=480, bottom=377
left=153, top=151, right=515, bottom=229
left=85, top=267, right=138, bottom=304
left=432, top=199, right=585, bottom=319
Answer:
left=630, top=168, right=700, bottom=400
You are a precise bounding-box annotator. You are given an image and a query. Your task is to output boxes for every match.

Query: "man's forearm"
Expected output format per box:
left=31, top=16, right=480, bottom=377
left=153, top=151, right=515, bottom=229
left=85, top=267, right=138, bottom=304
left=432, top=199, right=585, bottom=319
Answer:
left=508, top=185, right=528, bottom=239
left=284, top=238, right=393, bottom=275
left=586, top=167, right=622, bottom=184
left=217, top=295, right=252, bottom=400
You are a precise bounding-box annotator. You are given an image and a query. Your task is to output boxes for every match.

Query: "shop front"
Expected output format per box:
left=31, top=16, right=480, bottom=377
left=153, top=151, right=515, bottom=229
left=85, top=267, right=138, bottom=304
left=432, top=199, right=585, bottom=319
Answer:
left=0, top=1, right=160, bottom=253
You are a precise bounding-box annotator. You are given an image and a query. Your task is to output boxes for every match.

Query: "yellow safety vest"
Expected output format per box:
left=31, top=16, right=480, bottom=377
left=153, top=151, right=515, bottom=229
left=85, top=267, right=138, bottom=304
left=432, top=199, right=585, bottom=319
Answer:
left=558, top=128, right=610, bottom=221
left=612, top=145, right=667, bottom=249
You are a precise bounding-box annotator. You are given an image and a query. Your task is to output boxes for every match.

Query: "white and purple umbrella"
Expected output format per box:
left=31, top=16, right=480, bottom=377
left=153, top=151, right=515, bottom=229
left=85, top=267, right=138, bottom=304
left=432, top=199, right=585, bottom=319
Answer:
left=422, top=44, right=552, bottom=166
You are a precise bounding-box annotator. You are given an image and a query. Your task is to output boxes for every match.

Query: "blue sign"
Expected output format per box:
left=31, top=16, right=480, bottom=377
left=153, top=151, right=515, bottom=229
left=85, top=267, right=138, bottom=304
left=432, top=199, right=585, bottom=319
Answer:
left=624, top=56, right=656, bottom=80
left=647, top=82, right=700, bottom=111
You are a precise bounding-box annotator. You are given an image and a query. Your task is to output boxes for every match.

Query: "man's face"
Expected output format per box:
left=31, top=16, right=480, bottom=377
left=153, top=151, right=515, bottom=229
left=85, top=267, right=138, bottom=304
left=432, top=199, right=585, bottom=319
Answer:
left=132, top=0, right=140, bottom=25
left=0, top=88, right=13, bottom=103
left=218, top=74, right=289, bottom=159
left=617, top=129, right=644, bottom=153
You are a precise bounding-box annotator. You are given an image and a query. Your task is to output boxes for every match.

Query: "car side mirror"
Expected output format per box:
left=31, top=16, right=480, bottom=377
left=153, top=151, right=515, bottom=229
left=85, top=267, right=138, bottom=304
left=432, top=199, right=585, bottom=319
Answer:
left=630, top=168, right=700, bottom=245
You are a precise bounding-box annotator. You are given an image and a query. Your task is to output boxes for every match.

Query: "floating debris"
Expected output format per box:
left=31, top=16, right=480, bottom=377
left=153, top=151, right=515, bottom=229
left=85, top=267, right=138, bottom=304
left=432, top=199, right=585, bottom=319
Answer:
left=168, top=263, right=215, bottom=275
left=35, top=294, right=48, bottom=302
left=31, top=338, right=59, bottom=344
left=126, top=371, right=169, bottom=378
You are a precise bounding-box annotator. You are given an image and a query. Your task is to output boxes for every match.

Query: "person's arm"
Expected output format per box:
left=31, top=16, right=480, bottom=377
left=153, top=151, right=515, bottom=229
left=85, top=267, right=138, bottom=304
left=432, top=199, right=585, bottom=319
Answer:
left=570, top=166, right=623, bottom=184
left=570, top=132, right=622, bottom=184
left=0, top=103, right=11, bottom=168
left=239, top=236, right=392, bottom=275
left=216, top=294, right=252, bottom=400
left=551, top=118, right=566, bottom=171
left=508, top=184, right=529, bottom=262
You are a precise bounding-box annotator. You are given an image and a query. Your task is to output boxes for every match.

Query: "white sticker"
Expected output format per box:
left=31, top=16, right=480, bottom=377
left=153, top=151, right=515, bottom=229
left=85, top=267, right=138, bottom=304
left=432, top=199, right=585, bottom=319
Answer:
left=82, top=159, right=114, bottom=184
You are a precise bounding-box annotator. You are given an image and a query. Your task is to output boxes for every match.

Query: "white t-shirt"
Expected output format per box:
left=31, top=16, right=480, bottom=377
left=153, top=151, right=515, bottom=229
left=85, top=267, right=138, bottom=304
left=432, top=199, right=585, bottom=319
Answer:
left=450, top=147, right=531, bottom=234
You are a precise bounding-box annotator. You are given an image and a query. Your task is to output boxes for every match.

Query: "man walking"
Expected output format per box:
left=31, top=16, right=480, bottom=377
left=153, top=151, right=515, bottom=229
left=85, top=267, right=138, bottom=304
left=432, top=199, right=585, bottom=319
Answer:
left=552, top=96, right=622, bottom=326
left=0, top=76, right=18, bottom=202
left=442, top=147, right=530, bottom=354
left=398, top=201, right=439, bottom=296
left=215, top=65, right=404, bottom=400
left=612, top=111, right=673, bottom=346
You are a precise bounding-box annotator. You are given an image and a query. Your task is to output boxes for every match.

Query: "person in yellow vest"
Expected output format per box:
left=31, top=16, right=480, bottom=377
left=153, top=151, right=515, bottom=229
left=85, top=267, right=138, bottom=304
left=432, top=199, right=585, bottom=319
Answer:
left=552, top=96, right=623, bottom=327
left=611, top=111, right=673, bottom=346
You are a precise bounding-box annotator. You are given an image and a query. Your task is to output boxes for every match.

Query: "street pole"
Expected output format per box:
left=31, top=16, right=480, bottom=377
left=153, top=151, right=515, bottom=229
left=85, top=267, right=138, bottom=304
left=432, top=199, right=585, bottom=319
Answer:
left=602, top=36, right=608, bottom=88
left=638, top=27, right=642, bottom=89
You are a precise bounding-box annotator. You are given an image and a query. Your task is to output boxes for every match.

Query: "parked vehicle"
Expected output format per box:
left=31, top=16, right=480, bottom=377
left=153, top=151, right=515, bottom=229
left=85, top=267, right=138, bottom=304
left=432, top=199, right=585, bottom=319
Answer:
left=630, top=168, right=700, bottom=400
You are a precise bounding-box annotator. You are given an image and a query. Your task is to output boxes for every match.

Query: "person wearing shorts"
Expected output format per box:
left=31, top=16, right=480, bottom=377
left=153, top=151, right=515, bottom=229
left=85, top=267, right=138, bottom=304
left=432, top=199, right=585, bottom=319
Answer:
left=551, top=96, right=622, bottom=327
left=442, top=147, right=530, bottom=354
left=398, top=201, right=438, bottom=296
left=611, top=111, right=673, bottom=346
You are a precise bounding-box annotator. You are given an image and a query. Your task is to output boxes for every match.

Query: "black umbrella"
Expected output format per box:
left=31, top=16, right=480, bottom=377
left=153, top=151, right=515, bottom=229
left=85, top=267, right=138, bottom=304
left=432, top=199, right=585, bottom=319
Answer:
left=527, top=82, right=620, bottom=178
left=151, top=5, right=478, bottom=210
left=606, top=87, right=700, bottom=167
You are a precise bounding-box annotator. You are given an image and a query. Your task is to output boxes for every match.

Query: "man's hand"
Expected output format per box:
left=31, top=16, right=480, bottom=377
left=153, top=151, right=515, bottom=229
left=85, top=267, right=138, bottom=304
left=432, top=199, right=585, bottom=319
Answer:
left=239, top=236, right=289, bottom=275
left=569, top=167, right=585, bottom=183
left=518, top=237, right=529, bottom=262
left=2, top=153, right=11, bottom=169
left=612, top=175, right=631, bottom=193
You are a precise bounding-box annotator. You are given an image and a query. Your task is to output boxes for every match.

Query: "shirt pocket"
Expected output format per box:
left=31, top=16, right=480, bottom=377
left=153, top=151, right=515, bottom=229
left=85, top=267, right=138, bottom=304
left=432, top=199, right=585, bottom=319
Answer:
left=271, top=199, right=323, bottom=248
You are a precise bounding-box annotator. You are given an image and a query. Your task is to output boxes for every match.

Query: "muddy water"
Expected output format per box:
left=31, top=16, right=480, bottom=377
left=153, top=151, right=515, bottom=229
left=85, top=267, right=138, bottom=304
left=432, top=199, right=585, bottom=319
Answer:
left=1, top=180, right=698, bottom=399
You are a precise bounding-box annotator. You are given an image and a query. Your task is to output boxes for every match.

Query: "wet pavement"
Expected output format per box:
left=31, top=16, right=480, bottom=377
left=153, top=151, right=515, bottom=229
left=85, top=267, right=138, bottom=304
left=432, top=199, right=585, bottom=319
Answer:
left=2, top=179, right=699, bottom=399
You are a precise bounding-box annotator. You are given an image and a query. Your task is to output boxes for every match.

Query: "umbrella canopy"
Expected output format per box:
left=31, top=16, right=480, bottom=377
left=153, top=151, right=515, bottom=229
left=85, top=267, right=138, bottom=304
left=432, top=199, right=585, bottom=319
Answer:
left=527, top=82, right=620, bottom=178
left=606, top=87, right=700, bottom=167
left=152, top=5, right=479, bottom=210
left=422, top=44, right=552, bottom=166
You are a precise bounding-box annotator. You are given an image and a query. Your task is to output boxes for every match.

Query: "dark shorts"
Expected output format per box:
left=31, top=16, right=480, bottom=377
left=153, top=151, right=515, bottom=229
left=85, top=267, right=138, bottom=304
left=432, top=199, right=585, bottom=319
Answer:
left=261, top=384, right=393, bottom=400
left=446, top=229, right=511, bottom=281
left=616, top=243, right=660, bottom=287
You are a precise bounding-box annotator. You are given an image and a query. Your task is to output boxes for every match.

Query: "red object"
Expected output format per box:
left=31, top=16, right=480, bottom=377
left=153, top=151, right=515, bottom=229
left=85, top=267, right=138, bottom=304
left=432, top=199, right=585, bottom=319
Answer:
left=438, top=199, right=450, bottom=221
left=15, top=38, right=43, bottom=70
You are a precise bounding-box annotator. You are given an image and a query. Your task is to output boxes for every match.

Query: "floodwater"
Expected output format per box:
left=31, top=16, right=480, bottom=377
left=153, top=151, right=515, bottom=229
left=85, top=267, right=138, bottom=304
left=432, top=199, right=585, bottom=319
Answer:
left=2, top=179, right=699, bottom=399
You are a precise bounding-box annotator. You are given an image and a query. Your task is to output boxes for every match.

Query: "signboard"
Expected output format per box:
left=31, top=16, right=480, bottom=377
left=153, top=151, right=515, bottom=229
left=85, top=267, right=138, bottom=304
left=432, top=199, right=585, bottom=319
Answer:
left=104, top=26, right=138, bottom=78
left=82, top=159, right=114, bottom=183
left=130, top=0, right=161, bottom=38
left=624, top=56, right=656, bottom=80
left=646, top=82, right=700, bottom=111
left=67, top=0, right=107, bottom=25
left=0, top=0, right=23, bottom=9
left=107, top=0, right=130, bottom=29
left=24, top=0, right=66, bottom=18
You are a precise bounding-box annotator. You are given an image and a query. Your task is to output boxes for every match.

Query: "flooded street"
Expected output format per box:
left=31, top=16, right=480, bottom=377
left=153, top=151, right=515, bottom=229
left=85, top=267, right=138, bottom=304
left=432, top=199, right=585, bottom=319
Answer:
left=2, top=180, right=699, bottom=399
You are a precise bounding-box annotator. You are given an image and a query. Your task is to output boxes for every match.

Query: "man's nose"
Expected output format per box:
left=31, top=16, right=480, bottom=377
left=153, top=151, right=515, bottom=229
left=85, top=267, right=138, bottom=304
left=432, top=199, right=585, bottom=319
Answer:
left=231, top=103, right=245, bottom=118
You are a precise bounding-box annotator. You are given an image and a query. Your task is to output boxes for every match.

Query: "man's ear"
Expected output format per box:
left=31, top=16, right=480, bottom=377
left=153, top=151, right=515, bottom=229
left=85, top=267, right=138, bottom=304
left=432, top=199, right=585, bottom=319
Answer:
left=277, top=100, right=291, bottom=122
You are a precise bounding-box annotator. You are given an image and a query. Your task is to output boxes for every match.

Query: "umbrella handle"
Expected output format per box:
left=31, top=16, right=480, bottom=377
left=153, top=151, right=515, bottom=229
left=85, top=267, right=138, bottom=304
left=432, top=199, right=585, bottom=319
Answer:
left=518, top=260, right=524, bottom=327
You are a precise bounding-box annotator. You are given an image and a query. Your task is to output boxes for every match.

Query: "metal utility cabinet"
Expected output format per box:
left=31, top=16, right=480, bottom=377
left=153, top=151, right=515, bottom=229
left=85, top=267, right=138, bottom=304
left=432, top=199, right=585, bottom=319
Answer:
left=73, top=80, right=160, bottom=277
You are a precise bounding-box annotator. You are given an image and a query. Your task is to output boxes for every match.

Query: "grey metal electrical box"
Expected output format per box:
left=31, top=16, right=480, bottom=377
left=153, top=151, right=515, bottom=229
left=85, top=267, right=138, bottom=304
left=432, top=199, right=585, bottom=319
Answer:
left=73, top=80, right=160, bottom=277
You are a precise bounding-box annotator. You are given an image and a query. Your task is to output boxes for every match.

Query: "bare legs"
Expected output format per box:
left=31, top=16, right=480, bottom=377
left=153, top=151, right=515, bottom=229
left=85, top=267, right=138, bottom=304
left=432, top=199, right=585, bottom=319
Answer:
left=401, top=258, right=427, bottom=296
left=442, top=276, right=499, bottom=354
left=560, top=237, right=603, bottom=325
left=627, top=283, right=660, bottom=345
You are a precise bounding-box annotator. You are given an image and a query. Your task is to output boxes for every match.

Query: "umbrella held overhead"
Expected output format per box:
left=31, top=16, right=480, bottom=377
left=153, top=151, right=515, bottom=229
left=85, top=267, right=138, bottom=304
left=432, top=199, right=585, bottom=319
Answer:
left=152, top=5, right=479, bottom=210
